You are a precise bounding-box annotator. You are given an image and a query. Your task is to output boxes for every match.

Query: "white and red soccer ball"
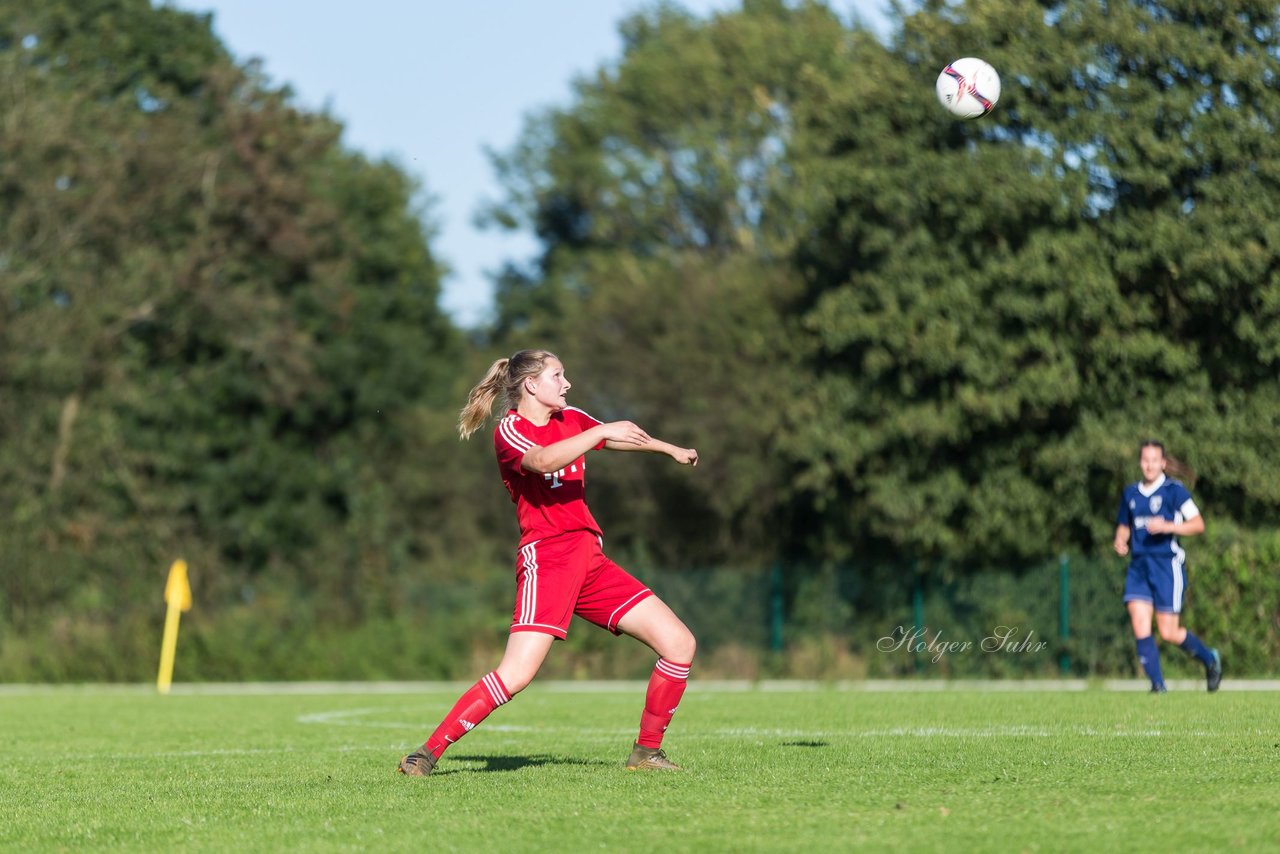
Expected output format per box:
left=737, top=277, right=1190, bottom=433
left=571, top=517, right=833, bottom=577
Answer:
left=936, top=57, right=1001, bottom=119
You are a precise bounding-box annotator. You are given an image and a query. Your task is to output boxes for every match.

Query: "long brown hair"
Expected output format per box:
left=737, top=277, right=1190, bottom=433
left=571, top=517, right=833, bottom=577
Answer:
left=1140, top=439, right=1196, bottom=488
left=457, top=349, right=559, bottom=439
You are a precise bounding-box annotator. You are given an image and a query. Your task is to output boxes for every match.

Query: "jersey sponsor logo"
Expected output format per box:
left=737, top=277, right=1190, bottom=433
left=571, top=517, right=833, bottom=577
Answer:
left=543, top=462, right=583, bottom=489
left=1149, top=496, right=1162, bottom=513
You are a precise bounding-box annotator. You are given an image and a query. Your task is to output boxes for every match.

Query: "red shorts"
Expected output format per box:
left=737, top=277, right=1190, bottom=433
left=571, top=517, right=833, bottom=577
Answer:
left=511, top=530, right=652, bottom=639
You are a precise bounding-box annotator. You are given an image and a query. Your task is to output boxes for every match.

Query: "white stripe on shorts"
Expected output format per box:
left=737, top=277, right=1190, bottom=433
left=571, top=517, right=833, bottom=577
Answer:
left=607, top=588, right=651, bottom=631
left=519, top=542, right=539, bottom=626
left=1171, top=543, right=1185, bottom=612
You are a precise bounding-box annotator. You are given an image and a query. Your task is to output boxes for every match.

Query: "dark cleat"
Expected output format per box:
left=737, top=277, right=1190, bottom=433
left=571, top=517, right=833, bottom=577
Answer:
left=1206, top=649, right=1222, bottom=693
left=1150, top=684, right=1167, bottom=694
left=626, top=742, right=681, bottom=771
left=397, top=748, right=437, bottom=777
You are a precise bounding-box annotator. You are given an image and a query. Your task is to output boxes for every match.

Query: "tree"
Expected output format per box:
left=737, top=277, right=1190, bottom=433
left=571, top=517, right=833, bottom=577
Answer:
left=785, top=0, right=1280, bottom=565
left=482, top=0, right=870, bottom=567
left=0, top=0, right=469, bottom=660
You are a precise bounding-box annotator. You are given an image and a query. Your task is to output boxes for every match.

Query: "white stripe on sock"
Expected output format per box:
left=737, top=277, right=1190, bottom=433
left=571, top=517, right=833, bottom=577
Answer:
left=483, top=672, right=510, bottom=706
left=655, top=659, right=691, bottom=681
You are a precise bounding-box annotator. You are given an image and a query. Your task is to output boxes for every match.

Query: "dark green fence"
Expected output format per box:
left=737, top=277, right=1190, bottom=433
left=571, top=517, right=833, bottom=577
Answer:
left=624, top=556, right=1139, bottom=680
left=612, top=546, right=1275, bottom=681
left=3, top=530, right=1276, bottom=682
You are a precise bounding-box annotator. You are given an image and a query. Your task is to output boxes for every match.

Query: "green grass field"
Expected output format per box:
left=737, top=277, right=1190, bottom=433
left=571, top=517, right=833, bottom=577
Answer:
left=1, top=683, right=1277, bottom=852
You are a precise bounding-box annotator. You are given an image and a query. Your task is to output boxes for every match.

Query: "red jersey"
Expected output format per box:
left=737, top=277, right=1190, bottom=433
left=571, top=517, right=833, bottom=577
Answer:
left=494, top=406, right=607, bottom=546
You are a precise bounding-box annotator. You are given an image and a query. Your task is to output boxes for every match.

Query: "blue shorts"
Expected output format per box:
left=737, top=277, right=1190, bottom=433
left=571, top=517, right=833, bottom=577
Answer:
left=1123, top=553, right=1186, bottom=613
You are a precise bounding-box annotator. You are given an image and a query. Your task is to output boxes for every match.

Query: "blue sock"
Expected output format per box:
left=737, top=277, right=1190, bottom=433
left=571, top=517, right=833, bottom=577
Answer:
left=1179, top=631, right=1217, bottom=668
left=1136, top=636, right=1164, bottom=689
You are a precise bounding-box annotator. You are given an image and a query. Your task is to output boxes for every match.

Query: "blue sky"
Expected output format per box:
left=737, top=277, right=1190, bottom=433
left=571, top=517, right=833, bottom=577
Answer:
left=165, top=1, right=890, bottom=327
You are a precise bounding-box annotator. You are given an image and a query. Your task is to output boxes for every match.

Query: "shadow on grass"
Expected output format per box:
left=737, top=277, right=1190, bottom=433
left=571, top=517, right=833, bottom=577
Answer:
left=440, top=754, right=614, bottom=774
left=781, top=740, right=829, bottom=748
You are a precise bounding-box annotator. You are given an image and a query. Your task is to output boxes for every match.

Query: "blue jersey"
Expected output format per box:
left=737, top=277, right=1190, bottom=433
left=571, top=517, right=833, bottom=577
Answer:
left=1115, top=475, right=1199, bottom=558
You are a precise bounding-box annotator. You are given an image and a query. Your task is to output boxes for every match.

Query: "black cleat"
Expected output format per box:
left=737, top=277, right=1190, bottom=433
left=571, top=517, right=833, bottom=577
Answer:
left=1150, top=684, right=1167, bottom=694
left=1206, top=649, right=1222, bottom=693
left=397, top=748, right=437, bottom=777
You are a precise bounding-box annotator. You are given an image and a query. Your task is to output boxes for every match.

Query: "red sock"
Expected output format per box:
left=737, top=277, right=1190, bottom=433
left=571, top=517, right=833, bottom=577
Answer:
left=423, top=672, right=511, bottom=758
left=637, top=659, right=690, bottom=749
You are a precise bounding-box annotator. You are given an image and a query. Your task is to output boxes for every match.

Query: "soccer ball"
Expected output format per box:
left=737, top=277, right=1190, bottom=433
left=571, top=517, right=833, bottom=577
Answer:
left=935, top=57, right=1000, bottom=119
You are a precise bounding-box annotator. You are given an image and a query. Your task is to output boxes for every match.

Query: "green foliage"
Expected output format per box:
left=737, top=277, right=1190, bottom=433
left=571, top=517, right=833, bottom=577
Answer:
left=482, top=1, right=859, bottom=565
left=785, top=0, right=1280, bottom=564
left=0, top=0, right=474, bottom=654
left=1183, top=521, right=1280, bottom=675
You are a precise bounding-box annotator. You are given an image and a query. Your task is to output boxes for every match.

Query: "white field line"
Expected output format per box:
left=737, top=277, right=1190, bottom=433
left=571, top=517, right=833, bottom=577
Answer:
left=84, top=721, right=1228, bottom=761
left=2, top=679, right=1278, bottom=696
left=294, top=709, right=1225, bottom=740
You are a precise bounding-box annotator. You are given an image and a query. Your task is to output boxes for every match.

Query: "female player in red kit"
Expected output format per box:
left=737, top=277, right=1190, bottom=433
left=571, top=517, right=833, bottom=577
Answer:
left=398, top=349, right=699, bottom=776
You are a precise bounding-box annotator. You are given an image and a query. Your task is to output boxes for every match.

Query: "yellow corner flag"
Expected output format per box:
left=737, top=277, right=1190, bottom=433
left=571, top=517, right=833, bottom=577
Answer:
left=157, top=559, right=192, bottom=695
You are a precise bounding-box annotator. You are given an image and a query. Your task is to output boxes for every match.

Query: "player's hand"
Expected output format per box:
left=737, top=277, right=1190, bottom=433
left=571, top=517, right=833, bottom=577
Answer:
left=1113, top=536, right=1129, bottom=556
left=671, top=447, right=698, bottom=466
left=599, top=421, right=651, bottom=446
left=1145, top=518, right=1170, bottom=534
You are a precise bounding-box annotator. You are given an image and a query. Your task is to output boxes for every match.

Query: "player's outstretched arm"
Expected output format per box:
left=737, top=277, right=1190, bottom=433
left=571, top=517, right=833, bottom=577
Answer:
left=605, top=436, right=698, bottom=466
left=523, top=421, right=652, bottom=474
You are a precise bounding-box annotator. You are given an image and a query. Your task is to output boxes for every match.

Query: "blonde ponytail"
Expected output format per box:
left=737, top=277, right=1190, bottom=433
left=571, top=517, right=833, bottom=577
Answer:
left=457, top=350, right=560, bottom=440
left=458, top=359, right=510, bottom=439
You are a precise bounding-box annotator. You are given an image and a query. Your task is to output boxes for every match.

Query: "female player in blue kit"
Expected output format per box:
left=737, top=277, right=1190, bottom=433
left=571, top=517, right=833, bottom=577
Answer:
left=1113, top=440, right=1222, bottom=693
